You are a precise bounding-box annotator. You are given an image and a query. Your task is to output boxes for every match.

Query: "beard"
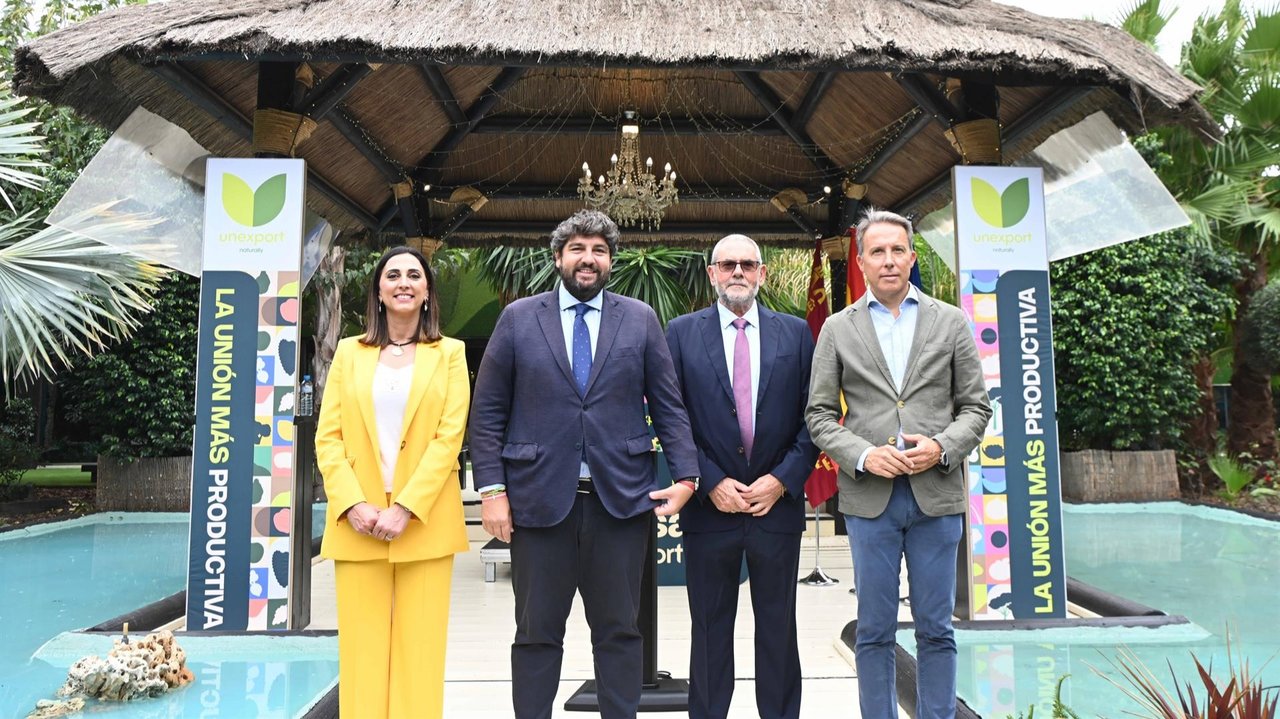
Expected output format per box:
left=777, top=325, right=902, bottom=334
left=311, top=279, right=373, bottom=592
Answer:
left=560, top=260, right=610, bottom=301
left=716, top=280, right=759, bottom=313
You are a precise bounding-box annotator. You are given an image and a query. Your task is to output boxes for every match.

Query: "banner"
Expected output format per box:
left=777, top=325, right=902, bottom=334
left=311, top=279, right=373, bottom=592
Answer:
left=803, top=241, right=838, bottom=508
left=953, top=167, right=1067, bottom=619
left=187, top=158, right=306, bottom=630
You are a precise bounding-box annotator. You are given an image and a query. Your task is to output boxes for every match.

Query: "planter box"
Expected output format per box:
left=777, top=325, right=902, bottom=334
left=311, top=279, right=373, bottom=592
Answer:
left=1060, top=449, right=1180, bottom=502
left=96, top=454, right=193, bottom=512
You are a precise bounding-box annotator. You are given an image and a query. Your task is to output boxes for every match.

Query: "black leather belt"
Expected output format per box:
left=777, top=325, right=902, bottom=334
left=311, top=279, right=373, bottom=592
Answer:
left=577, top=479, right=594, bottom=494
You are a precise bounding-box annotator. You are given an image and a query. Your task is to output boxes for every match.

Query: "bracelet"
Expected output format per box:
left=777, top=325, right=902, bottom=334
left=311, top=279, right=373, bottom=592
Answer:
left=481, top=491, right=507, bottom=501
left=676, top=479, right=696, bottom=491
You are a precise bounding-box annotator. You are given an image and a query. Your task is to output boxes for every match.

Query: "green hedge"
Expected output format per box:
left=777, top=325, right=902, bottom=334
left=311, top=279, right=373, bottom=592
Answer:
left=1050, top=230, right=1237, bottom=450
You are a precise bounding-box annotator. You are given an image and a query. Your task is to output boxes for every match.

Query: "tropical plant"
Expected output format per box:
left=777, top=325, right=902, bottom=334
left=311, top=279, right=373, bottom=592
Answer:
left=1096, top=643, right=1279, bottom=719
left=0, top=204, right=167, bottom=388
left=1208, top=453, right=1255, bottom=500
left=470, top=244, right=709, bottom=325
left=469, top=243, right=823, bottom=325
left=1, top=0, right=162, bottom=392
left=1005, top=674, right=1081, bottom=719
left=1120, top=0, right=1280, bottom=461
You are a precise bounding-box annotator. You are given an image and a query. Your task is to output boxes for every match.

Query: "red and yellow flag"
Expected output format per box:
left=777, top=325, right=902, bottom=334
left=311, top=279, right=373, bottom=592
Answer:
left=846, top=226, right=867, bottom=306
left=804, top=239, right=839, bottom=509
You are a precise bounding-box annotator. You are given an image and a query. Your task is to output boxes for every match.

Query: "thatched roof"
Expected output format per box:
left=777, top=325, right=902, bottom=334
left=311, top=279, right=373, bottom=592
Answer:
left=13, top=0, right=1210, bottom=246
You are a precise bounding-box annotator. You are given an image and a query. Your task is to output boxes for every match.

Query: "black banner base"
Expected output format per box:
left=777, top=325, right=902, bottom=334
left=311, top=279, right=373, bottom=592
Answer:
left=799, top=566, right=840, bottom=586
left=563, top=674, right=690, bottom=712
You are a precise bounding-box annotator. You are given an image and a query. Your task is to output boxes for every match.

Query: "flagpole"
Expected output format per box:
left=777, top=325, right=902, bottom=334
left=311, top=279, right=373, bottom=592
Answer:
left=799, top=504, right=839, bottom=586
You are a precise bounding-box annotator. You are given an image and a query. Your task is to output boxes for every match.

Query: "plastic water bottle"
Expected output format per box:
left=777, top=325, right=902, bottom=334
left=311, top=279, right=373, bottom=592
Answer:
left=298, top=375, right=314, bottom=417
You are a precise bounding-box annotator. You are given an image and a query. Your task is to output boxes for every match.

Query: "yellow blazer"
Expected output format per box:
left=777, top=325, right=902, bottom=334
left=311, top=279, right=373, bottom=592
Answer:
left=317, top=335, right=471, bottom=563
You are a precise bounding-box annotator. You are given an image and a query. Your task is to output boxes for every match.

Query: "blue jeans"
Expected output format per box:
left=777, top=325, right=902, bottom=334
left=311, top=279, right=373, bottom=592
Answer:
left=846, top=479, right=962, bottom=719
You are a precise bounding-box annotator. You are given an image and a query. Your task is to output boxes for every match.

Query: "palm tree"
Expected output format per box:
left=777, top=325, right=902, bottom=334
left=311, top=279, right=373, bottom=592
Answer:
left=0, top=92, right=164, bottom=391
left=1121, top=0, right=1280, bottom=461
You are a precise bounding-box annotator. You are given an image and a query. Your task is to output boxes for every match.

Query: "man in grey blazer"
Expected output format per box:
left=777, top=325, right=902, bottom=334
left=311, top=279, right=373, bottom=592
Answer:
left=469, top=209, right=701, bottom=719
left=805, top=208, right=991, bottom=719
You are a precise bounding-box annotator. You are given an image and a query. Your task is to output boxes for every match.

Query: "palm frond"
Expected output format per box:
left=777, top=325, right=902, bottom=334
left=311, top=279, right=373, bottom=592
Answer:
left=0, top=94, right=48, bottom=210
left=1117, top=0, right=1176, bottom=48
left=0, top=204, right=167, bottom=388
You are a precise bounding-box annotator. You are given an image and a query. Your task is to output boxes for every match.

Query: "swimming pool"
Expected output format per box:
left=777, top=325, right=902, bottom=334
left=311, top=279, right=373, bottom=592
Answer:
left=901, top=502, right=1280, bottom=716
left=0, top=508, right=330, bottom=718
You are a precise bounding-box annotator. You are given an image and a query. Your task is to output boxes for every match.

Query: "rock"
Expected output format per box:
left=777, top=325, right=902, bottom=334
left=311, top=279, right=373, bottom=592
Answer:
left=47, top=629, right=195, bottom=707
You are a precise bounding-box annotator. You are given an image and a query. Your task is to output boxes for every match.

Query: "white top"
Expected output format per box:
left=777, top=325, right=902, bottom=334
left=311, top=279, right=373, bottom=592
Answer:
left=716, top=300, right=761, bottom=419
left=373, top=362, right=414, bottom=492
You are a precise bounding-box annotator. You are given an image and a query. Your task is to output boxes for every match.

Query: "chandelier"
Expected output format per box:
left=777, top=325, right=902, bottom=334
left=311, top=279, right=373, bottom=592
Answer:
left=577, top=111, right=679, bottom=229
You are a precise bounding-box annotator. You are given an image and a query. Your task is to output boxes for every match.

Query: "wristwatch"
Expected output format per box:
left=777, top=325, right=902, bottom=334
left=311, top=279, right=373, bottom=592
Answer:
left=676, top=476, right=700, bottom=492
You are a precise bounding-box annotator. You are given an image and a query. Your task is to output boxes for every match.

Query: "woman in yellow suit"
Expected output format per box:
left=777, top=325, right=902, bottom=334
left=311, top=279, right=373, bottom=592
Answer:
left=316, top=245, right=470, bottom=719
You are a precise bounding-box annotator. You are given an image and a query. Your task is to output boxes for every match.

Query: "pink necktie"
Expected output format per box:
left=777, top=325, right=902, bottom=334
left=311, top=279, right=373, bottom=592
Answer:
left=732, top=318, right=753, bottom=460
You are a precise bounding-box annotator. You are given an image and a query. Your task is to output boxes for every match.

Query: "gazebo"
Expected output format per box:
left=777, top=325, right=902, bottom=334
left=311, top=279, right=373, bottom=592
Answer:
left=14, top=0, right=1209, bottom=257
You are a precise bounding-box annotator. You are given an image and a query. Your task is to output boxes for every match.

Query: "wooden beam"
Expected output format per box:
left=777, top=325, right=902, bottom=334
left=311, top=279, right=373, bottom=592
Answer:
left=792, top=71, right=836, bottom=129
left=471, top=115, right=786, bottom=136
left=895, top=73, right=962, bottom=128
left=422, top=183, right=817, bottom=203
left=299, top=63, right=375, bottom=120
left=418, top=67, right=525, bottom=183
left=894, top=86, right=1094, bottom=215
left=783, top=205, right=822, bottom=238
left=734, top=71, right=842, bottom=177
left=376, top=67, right=526, bottom=229
left=148, top=62, right=378, bottom=230
left=436, top=205, right=478, bottom=239
left=418, top=65, right=468, bottom=126
left=327, top=109, right=402, bottom=181
left=851, top=109, right=932, bottom=183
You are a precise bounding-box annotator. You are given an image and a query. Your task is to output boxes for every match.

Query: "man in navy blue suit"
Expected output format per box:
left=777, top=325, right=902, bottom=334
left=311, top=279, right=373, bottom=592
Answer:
left=666, top=234, right=819, bottom=719
left=469, top=209, right=701, bottom=719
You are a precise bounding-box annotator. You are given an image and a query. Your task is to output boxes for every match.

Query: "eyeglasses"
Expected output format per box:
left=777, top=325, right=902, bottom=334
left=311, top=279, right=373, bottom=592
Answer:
left=712, top=259, right=761, bottom=274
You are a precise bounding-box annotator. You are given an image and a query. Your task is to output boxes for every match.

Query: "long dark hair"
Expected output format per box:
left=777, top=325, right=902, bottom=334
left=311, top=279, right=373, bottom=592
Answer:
left=359, top=246, right=442, bottom=346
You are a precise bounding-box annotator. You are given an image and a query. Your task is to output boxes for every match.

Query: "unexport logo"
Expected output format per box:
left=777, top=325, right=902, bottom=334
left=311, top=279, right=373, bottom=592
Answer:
left=222, top=173, right=288, bottom=227
left=971, top=177, right=1030, bottom=229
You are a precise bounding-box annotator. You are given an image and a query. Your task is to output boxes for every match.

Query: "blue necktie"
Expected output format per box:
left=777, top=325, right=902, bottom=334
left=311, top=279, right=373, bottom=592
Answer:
left=572, top=303, right=593, bottom=395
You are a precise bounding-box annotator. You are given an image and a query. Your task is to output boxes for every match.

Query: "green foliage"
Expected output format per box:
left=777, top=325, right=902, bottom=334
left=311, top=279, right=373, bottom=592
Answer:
left=0, top=396, right=36, bottom=500
left=1241, top=280, right=1280, bottom=375
left=1208, top=453, right=1255, bottom=499
left=1005, top=674, right=1081, bottom=719
left=757, top=246, right=814, bottom=319
left=470, top=245, right=709, bottom=325
left=1117, top=0, right=1176, bottom=49
left=1050, top=231, right=1238, bottom=450
left=60, top=274, right=199, bottom=459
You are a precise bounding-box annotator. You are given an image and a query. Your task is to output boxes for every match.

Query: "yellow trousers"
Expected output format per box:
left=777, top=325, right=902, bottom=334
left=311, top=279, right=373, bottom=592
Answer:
left=334, top=554, right=454, bottom=719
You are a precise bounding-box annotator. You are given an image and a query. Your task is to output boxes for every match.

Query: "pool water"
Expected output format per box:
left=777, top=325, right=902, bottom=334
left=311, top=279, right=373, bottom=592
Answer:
left=0, top=508, right=329, bottom=718
left=901, top=502, right=1280, bottom=717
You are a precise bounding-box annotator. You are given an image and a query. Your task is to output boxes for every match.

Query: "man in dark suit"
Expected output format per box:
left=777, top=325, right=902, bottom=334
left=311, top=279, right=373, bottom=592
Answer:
left=806, top=208, right=991, bottom=719
left=469, top=209, right=701, bottom=719
left=666, top=234, right=818, bottom=719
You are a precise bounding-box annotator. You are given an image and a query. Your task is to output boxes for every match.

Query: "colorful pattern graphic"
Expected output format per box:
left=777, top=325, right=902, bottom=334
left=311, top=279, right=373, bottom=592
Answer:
left=962, top=269, right=1012, bottom=618
left=248, top=271, right=299, bottom=630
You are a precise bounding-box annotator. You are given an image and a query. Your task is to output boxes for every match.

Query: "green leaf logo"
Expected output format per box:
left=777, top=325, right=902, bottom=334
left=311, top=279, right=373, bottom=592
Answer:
left=971, top=177, right=1030, bottom=228
left=222, top=173, right=288, bottom=227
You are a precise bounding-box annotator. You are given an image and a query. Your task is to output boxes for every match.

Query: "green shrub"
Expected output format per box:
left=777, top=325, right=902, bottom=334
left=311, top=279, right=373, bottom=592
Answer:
left=1241, top=279, right=1280, bottom=375
left=61, top=275, right=200, bottom=460
left=1050, top=231, right=1237, bottom=450
left=0, top=398, right=37, bottom=501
